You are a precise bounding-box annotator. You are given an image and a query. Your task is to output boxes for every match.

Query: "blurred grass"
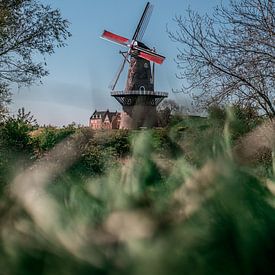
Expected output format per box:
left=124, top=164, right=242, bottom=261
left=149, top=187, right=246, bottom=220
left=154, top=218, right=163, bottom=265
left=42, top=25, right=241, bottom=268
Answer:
left=0, top=110, right=274, bottom=274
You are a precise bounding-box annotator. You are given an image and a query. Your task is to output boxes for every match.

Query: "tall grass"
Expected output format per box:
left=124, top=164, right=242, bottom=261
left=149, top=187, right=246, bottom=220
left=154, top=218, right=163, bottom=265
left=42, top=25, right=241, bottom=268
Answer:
left=0, top=115, right=274, bottom=274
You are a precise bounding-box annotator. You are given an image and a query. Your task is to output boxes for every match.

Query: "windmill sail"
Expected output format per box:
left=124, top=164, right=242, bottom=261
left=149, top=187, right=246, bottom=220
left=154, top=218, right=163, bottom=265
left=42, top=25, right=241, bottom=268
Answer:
left=138, top=51, right=165, bottom=64
left=133, top=45, right=165, bottom=64
left=135, top=4, right=153, bottom=42
left=132, top=2, right=153, bottom=41
left=109, top=52, right=130, bottom=90
left=101, top=1, right=165, bottom=92
left=101, top=30, right=130, bottom=46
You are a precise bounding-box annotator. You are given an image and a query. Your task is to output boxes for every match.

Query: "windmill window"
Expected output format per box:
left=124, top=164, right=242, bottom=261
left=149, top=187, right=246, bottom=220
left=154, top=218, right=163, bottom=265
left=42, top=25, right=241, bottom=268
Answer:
left=139, top=86, right=145, bottom=93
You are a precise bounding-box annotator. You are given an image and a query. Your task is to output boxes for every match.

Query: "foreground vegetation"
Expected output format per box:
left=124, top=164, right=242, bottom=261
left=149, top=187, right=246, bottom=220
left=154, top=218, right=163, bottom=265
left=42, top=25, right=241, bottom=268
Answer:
left=0, top=106, right=274, bottom=275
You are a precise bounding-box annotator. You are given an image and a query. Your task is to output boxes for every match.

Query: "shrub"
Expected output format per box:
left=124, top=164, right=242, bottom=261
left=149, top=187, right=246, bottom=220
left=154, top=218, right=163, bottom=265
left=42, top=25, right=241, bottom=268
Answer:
left=35, top=125, right=76, bottom=153
left=0, top=108, right=37, bottom=185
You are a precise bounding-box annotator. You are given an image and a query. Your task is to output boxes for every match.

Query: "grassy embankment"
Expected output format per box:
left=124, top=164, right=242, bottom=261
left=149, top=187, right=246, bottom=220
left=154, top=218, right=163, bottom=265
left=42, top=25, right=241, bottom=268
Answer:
left=0, top=112, right=274, bottom=274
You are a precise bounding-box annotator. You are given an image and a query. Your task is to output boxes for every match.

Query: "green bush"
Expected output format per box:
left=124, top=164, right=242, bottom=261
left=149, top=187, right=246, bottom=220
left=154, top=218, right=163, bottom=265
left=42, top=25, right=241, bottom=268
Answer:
left=228, top=104, right=262, bottom=140
left=34, top=125, right=76, bottom=153
left=0, top=108, right=37, bottom=186
left=100, top=130, right=131, bottom=158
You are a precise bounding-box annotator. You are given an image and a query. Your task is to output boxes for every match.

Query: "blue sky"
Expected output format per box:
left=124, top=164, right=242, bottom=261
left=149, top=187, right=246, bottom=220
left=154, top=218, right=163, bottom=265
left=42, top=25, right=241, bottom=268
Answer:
left=11, top=0, right=225, bottom=126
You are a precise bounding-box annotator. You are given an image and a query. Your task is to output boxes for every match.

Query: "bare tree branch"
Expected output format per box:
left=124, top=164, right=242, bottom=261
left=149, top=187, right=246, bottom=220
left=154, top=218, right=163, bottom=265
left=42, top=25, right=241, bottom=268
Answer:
left=168, top=0, right=275, bottom=117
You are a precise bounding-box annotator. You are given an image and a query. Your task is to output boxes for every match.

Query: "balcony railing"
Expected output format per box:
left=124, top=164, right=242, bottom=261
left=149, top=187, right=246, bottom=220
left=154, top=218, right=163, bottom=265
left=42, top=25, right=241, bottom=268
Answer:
left=111, top=90, right=168, bottom=97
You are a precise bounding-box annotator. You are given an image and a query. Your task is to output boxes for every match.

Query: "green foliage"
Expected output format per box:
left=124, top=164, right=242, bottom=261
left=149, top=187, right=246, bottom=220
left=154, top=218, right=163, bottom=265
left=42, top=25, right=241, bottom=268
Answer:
left=98, top=130, right=131, bottom=158
left=62, top=130, right=131, bottom=180
left=0, top=108, right=37, bottom=153
left=0, top=0, right=71, bottom=117
left=0, top=110, right=274, bottom=274
left=0, top=0, right=71, bottom=86
left=208, top=104, right=226, bottom=123
left=69, top=145, right=113, bottom=179
left=168, top=105, right=266, bottom=168
left=151, top=128, right=182, bottom=158
left=228, top=104, right=262, bottom=140
left=0, top=108, right=37, bottom=185
left=35, top=125, right=76, bottom=153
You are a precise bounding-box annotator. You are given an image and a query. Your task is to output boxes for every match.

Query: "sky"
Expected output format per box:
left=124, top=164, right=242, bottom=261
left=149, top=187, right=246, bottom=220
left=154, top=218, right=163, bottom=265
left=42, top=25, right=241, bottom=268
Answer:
left=10, top=0, right=225, bottom=126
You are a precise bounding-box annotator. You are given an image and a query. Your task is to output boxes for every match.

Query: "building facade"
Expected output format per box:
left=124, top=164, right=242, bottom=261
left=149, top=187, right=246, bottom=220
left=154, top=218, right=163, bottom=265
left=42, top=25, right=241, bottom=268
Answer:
left=89, top=110, right=121, bottom=130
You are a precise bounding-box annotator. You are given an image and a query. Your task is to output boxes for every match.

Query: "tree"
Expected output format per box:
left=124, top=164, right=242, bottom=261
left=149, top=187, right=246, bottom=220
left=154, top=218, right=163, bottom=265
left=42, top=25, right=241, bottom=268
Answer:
left=0, top=107, right=37, bottom=153
left=0, top=108, right=38, bottom=184
left=0, top=0, right=71, bottom=115
left=157, top=99, right=180, bottom=126
left=158, top=99, right=180, bottom=114
left=168, top=0, right=275, bottom=118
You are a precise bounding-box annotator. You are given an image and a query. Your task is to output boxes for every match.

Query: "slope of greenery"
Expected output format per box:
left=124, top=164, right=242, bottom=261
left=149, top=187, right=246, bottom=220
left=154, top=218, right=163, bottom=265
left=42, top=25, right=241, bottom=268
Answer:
left=0, top=108, right=274, bottom=275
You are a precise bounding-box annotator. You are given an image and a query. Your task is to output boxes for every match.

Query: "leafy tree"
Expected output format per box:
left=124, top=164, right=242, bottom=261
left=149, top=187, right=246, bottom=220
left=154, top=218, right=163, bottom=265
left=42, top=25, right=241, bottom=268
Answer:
left=0, top=108, right=37, bottom=184
left=0, top=0, right=71, bottom=112
left=0, top=107, right=37, bottom=154
left=168, top=0, right=275, bottom=117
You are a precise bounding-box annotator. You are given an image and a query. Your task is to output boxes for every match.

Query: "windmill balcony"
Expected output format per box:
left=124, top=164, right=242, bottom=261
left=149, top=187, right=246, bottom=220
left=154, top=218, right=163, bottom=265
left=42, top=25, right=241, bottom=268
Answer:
left=111, top=90, right=168, bottom=108
left=111, top=90, right=168, bottom=97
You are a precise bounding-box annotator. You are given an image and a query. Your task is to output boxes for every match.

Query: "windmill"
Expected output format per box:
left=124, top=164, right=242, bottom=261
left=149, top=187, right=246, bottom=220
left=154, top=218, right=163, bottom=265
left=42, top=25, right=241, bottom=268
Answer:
left=101, top=2, right=168, bottom=129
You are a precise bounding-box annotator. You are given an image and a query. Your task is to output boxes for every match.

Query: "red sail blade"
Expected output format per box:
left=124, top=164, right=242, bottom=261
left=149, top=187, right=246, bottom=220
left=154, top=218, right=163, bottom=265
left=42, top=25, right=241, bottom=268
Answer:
left=138, top=51, right=165, bottom=64
left=101, top=30, right=130, bottom=46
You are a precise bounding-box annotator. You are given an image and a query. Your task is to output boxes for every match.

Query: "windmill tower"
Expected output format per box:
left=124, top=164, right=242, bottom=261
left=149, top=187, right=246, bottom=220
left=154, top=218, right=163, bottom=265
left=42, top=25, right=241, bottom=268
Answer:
left=101, top=2, right=168, bottom=129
